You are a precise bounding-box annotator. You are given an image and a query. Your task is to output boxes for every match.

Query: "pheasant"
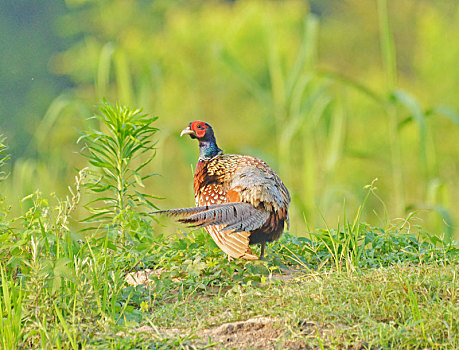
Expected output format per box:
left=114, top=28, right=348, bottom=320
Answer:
left=155, top=121, right=290, bottom=259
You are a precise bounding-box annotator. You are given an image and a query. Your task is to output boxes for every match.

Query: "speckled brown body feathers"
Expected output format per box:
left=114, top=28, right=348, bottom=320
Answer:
left=193, top=154, right=290, bottom=259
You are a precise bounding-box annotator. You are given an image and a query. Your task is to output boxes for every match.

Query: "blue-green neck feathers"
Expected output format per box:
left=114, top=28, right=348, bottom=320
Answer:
left=199, top=133, right=222, bottom=160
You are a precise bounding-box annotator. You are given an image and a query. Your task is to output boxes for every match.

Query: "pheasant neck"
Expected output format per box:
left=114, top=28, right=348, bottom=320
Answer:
left=199, top=138, right=222, bottom=160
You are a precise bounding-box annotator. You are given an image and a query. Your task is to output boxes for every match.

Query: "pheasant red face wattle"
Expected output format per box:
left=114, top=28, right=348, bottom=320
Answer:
left=190, top=121, right=208, bottom=138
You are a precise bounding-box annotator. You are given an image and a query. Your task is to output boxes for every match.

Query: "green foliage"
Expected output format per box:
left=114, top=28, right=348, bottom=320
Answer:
left=78, top=101, right=158, bottom=243
left=0, top=135, right=9, bottom=182
left=0, top=264, right=23, bottom=349
left=289, top=179, right=457, bottom=272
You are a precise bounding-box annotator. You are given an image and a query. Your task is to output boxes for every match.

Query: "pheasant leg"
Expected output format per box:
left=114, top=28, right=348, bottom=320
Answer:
left=259, top=242, right=266, bottom=259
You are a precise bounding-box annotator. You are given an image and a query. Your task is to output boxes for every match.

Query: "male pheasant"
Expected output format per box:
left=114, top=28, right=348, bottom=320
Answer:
left=156, top=121, right=290, bottom=260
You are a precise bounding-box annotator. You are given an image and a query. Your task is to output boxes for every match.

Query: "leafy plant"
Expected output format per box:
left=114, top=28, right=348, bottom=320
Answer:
left=78, top=101, right=158, bottom=243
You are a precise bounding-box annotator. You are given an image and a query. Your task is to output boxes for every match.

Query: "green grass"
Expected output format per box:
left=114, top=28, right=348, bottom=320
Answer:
left=0, top=224, right=457, bottom=349
left=134, top=261, right=457, bottom=349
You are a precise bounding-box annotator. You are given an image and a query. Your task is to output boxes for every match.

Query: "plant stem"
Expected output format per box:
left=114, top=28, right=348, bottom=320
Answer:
left=377, top=0, right=405, bottom=216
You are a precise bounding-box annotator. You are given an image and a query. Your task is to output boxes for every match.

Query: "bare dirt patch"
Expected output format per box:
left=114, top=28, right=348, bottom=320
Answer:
left=126, top=317, right=311, bottom=349
left=196, top=316, right=282, bottom=349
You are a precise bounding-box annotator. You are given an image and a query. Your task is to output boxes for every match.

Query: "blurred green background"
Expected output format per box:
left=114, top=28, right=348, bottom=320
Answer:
left=0, top=0, right=458, bottom=239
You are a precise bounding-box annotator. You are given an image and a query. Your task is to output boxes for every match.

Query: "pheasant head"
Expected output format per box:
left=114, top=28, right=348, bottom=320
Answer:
left=181, top=121, right=222, bottom=160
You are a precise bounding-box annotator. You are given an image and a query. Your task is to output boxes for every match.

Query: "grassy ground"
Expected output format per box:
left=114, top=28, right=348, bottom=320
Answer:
left=120, top=262, right=457, bottom=349
left=1, top=219, right=457, bottom=349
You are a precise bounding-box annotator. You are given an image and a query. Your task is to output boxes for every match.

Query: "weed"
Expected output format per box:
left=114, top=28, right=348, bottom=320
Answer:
left=78, top=101, right=159, bottom=244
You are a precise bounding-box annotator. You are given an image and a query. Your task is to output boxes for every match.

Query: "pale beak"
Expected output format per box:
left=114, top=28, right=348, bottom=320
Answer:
left=180, top=126, right=196, bottom=137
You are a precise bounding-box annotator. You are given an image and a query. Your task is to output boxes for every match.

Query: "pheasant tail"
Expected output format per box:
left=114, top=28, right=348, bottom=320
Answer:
left=152, top=203, right=269, bottom=233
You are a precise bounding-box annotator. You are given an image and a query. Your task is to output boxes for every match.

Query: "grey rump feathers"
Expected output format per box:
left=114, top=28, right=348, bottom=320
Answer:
left=153, top=202, right=270, bottom=233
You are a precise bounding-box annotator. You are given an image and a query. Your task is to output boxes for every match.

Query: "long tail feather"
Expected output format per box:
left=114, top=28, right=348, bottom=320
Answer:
left=151, top=206, right=212, bottom=217
left=153, top=202, right=269, bottom=233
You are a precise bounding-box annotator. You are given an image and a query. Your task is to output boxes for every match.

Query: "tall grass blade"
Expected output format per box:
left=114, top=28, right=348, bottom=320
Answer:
left=114, top=49, right=134, bottom=106
left=96, top=42, right=115, bottom=100
left=377, top=0, right=397, bottom=92
left=377, top=0, right=405, bottom=216
left=0, top=264, right=23, bottom=349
